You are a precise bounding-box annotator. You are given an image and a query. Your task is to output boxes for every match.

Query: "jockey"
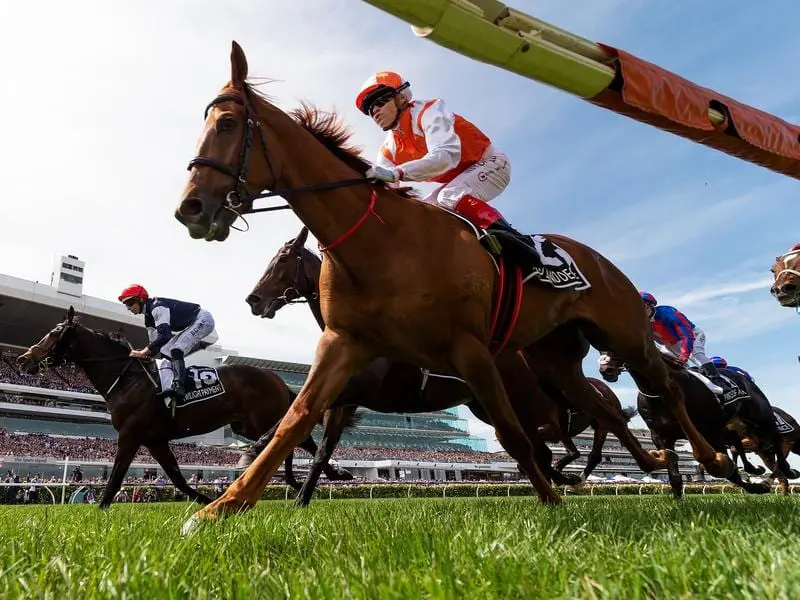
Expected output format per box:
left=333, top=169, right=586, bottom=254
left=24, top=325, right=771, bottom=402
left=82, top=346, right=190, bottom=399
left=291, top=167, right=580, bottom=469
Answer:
left=355, top=71, right=539, bottom=264
left=640, top=292, right=742, bottom=401
left=710, top=356, right=754, bottom=383
left=118, top=284, right=216, bottom=401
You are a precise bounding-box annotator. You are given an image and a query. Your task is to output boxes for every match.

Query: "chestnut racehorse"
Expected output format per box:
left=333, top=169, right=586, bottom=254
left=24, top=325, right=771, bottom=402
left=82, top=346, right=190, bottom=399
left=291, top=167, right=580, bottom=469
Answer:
left=244, top=226, right=649, bottom=508
left=173, top=41, right=730, bottom=530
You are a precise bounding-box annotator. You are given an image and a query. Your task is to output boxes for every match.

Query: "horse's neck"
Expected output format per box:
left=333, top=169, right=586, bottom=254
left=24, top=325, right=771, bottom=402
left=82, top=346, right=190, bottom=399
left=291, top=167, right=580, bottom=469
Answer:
left=268, top=113, right=400, bottom=266
left=307, top=297, right=326, bottom=331
left=74, top=334, right=140, bottom=399
left=303, top=252, right=327, bottom=331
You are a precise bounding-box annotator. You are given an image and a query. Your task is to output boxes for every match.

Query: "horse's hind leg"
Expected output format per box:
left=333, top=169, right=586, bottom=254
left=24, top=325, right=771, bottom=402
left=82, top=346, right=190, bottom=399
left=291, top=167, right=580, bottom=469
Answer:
left=452, top=338, right=559, bottom=505
left=297, top=409, right=354, bottom=483
left=295, top=406, right=356, bottom=507
left=147, top=442, right=213, bottom=505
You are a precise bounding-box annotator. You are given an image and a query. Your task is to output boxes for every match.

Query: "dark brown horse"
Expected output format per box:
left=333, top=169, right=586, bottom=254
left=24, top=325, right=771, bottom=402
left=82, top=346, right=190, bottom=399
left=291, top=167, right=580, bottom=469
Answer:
left=245, top=227, right=640, bottom=507
left=15, top=307, right=350, bottom=507
left=174, top=41, right=729, bottom=528
left=598, top=351, right=798, bottom=498
left=728, top=406, right=800, bottom=494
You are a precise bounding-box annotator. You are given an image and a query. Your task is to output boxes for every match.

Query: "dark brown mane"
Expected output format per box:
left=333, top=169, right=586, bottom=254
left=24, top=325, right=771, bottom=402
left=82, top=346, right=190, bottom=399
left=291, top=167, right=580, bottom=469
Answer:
left=240, top=82, right=417, bottom=200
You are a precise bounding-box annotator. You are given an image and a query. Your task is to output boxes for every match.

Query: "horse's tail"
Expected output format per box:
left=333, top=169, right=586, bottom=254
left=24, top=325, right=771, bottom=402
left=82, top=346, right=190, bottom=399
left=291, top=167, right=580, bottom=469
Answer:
left=622, top=406, right=639, bottom=422
left=344, top=410, right=363, bottom=430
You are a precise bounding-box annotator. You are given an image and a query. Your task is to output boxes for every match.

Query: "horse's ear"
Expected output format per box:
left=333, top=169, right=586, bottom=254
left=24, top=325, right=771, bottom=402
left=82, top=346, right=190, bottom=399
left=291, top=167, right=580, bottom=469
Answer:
left=230, top=40, right=249, bottom=88
left=67, top=306, right=75, bottom=324
left=292, top=226, right=309, bottom=249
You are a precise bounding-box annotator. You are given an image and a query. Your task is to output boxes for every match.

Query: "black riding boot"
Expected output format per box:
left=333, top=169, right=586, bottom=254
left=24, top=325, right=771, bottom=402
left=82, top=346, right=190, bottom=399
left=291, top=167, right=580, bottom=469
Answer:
left=485, top=218, right=539, bottom=266
left=170, top=348, right=187, bottom=401
left=700, top=362, right=741, bottom=413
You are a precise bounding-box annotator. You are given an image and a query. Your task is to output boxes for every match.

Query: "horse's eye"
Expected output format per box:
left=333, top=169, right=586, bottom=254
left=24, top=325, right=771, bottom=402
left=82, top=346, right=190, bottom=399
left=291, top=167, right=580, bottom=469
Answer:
left=217, top=118, right=237, bottom=133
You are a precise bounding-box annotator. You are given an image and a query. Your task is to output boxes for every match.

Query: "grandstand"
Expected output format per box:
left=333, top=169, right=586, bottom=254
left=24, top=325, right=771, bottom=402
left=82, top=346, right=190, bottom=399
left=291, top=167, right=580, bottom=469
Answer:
left=1, top=257, right=699, bottom=488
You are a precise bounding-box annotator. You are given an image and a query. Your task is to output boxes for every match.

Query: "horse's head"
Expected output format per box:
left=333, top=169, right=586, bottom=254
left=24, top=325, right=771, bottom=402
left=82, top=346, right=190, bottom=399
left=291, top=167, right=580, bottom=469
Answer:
left=246, top=227, right=320, bottom=318
left=177, top=41, right=280, bottom=242
left=598, top=351, right=626, bottom=383
left=17, top=307, right=78, bottom=374
left=770, top=244, right=800, bottom=307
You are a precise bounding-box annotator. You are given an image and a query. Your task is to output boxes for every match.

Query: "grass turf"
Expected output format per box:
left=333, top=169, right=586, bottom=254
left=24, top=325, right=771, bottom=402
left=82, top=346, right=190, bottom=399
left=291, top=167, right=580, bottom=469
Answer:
left=1, top=495, right=798, bottom=599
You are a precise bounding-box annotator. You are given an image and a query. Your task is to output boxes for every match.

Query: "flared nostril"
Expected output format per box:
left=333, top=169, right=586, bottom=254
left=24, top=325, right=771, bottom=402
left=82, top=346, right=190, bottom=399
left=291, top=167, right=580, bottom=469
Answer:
left=245, top=294, right=261, bottom=307
left=179, top=198, right=204, bottom=218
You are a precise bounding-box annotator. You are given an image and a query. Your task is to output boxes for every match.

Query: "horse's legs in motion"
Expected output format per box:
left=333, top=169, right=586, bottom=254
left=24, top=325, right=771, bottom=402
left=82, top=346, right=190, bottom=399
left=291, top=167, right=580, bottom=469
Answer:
left=552, top=428, right=581, bottom=473
left=453, top=339, right=559, bottom=505
left=621, top=345, right=732, bottom=477
left=580, top=424, right=608, bottom=481
left=146, top=442, right=213, bottom=505
left=99, top=432, right=141, bottom=509
left=495, top=354, right=581, bottom=486
left=182, top=330, right=372, bottom=529
left=296, top=411, right=354, bottom=483
left=727, top=435, right=765, bottom=476
left=295, top=406, right=357, bottom=507
left=538, top=363, right=669, bottom=473
left=653, top=436, right=684, bottom=500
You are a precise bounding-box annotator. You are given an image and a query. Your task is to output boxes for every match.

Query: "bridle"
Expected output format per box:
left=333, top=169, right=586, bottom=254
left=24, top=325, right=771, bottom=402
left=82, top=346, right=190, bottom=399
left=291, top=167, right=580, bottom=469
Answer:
left=278, top=251, right=318, bottom=304
left=185, top=92, right=372, bottom=226
left=25, top=322, right=157, bottom=395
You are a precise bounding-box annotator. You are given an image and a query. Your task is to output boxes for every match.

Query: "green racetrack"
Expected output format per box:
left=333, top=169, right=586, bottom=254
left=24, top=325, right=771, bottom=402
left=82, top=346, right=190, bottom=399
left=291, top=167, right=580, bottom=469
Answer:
left=1, top=496, right=798, bottom=599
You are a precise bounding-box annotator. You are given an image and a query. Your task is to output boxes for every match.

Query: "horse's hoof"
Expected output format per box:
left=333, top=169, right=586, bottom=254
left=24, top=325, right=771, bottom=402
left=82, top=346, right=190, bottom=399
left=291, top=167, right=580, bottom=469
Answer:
left=334, top=468, right=354, bottom=481
left=705, top=453, right=735, bottom=478
left=181, top=513, right=204, bottom=538
left=560, top=473, right=583, bottom=486
left=750, top=465, right=767, bottom=476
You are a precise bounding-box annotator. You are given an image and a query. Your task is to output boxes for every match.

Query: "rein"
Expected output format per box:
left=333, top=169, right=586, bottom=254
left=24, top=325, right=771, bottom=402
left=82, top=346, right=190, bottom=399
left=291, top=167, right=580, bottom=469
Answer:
left=186, top=92, right=380, bottom=249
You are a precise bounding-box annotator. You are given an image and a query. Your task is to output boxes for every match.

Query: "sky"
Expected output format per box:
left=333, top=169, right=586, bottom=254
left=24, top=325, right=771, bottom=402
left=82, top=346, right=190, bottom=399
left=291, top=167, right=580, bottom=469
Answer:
left=1, top=0, right=800, bottom=456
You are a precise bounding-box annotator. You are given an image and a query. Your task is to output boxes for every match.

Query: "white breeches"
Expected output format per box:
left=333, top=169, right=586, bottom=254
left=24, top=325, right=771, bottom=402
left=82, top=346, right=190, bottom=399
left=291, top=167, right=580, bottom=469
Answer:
left=663, top=327, right=709, bottom=365
left=422, top=146, right=511, bottom=209
left=158, top=309, right=216, bottom=358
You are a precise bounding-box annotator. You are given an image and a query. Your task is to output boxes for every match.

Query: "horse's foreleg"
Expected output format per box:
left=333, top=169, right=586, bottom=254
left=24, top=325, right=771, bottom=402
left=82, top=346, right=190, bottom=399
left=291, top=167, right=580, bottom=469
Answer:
left=540, top=366, right=668, bottom=473
left=182, top=330, right=370, bottom=531
left=147, top=442, right=213, bottom=505
left=631, top=350, right=732, bottom=478
left=295, top=406, right=356, bottom=507
left=453, top=339, right=559, bottom=505
left=580, top=425, right=607, bottom=480
left=99, top=434, right=140, bottom=509
left=553, top=421, right=581, bottom=473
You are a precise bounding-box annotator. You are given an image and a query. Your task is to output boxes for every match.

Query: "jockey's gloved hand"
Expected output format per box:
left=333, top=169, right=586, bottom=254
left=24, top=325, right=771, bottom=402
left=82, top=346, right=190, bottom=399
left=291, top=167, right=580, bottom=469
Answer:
left=365, top=165, right=400, bottom=183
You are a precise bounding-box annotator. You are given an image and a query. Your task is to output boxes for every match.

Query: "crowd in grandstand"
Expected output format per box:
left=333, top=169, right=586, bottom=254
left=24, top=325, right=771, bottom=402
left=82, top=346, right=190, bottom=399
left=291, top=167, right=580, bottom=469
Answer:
left=0, top=428, right=510, bottom=465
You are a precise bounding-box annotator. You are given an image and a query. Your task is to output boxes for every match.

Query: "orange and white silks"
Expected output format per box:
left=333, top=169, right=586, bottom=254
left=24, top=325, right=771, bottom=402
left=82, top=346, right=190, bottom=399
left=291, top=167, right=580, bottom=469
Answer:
left=375, top=98, right=511, bottom=210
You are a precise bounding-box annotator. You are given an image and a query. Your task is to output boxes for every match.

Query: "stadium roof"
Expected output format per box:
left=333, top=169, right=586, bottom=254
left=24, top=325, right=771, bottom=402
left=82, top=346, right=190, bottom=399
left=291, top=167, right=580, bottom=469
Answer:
left=222, top=354, right=311, bottom=373
left=0, top=272, right=147, bottom=348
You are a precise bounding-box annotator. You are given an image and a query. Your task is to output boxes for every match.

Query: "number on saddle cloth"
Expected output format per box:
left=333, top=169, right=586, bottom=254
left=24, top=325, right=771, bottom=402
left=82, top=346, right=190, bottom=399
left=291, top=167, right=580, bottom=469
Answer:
left=441, top=209, right=591, bottom=292
left=155, top=360, right=226, bottom=407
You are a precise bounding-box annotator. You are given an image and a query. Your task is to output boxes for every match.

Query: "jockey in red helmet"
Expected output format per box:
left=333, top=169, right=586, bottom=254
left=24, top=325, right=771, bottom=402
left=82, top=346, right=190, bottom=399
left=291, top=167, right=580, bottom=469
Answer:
left=118, top=284, right=216, bottom=401
left=640, top=291, right=746, bottom=406
left=355, top=71, right=541, bottom=268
